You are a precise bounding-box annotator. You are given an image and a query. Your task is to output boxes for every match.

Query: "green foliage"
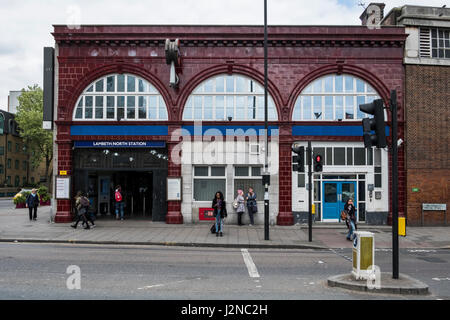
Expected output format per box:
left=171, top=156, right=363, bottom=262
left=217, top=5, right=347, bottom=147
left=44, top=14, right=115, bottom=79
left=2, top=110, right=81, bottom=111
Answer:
left=37, top=185, right=50, bottom=202
left=15, top=85, right=53, bottom=177
left=13, top=191, right=30, bottom=204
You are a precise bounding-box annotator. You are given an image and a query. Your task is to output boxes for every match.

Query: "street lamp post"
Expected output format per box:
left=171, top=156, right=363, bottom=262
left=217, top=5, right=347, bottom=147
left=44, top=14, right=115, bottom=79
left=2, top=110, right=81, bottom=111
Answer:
left=263, top=0, right=269, bottom=240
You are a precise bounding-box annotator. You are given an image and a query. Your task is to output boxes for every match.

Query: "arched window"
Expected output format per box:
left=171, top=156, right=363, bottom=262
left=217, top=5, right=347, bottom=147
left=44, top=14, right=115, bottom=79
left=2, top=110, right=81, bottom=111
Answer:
left=73, top=74, right=168, bottom=121
left=183, top=74, right=278, bottom=121
left=292, top=74, right=380, bottom=121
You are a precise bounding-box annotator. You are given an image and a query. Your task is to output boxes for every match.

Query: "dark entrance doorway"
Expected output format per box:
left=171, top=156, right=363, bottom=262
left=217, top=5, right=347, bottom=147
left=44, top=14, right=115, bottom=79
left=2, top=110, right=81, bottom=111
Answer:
left=73, top=147, right=168, bottom=221
left=112, top=171, right=153, bottom=218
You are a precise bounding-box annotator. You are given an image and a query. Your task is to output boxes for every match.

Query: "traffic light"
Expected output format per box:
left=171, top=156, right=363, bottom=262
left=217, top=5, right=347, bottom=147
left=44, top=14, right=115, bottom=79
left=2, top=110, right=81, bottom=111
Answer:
left=292, top=145, right=304, bottom=172
left=313, top=154, right=323, bottom=172
left=359, top=99, right=387, bottom=148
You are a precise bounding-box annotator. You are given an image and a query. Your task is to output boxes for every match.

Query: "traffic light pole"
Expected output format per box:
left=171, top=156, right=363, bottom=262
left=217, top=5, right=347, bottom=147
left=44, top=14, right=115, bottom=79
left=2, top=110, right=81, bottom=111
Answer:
left=308, top=141, right=312, bottom=242
left=391, top=90, right=399, bottom=279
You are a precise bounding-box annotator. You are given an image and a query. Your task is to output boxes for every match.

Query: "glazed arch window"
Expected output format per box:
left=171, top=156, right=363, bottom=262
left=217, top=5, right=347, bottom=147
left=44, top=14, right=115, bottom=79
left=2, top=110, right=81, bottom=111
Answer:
left=292, top=74, right=381, bottom=121
left=73, top=74, right=168, bottom=121
left=183, top=74, right=278, bottom=121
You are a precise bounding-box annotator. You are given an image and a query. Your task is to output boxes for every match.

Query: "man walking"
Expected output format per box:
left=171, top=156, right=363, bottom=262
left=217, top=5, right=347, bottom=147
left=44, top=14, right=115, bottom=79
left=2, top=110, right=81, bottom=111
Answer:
left=26, top=189, right=40, bottom=221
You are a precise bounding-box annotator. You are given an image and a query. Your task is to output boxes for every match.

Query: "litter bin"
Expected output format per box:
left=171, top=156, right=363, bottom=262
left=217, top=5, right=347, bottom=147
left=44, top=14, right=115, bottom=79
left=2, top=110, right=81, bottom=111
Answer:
left=352, top=231, right=375, bottom=280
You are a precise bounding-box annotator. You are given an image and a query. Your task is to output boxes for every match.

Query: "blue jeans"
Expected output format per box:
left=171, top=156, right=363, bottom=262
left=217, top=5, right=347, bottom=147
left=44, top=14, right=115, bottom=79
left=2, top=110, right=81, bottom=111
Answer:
left=115, top=202, right=124, bottom=219
left=215, top=210, right=223, bottom=233
left=347, top=220, right=356, bottom=240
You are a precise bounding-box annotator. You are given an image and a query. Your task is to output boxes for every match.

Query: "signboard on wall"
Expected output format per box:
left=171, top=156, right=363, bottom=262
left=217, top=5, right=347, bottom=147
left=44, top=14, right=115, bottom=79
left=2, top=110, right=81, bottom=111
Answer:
left=199, top=208, right=215, bottom=221
left=73, top=141, right=166, bottom=148
left=167, top=177, right=182, bottom=201
left=56, top=176, right=71, bottom=199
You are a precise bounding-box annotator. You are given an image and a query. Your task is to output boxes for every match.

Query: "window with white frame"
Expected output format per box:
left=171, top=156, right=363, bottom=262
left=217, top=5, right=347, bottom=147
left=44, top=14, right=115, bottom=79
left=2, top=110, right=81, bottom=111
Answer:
left=292, top=74, right=380, bottom=121
left=293, top=146, right=375, bottom=171
left=233, top=166, right=263, bottom=197
left=183, top=74, right=278, bottom=121
left=193, top=166, right=226, bottom=201
left=73, top=74, right=168, bottom=121
left=420, top=27, right=450, bottom=59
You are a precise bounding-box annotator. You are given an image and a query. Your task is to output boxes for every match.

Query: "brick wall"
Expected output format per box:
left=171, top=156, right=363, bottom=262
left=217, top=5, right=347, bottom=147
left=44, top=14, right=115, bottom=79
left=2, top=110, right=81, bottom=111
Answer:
left=405, top=65, right=450, bottom=225
left=52, top=25, right=407, bottom=224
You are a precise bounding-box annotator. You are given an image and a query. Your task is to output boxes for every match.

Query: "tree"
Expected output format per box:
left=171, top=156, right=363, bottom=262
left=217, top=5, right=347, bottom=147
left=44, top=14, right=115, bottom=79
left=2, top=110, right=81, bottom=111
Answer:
left=15, top=84, right=53, bottom=188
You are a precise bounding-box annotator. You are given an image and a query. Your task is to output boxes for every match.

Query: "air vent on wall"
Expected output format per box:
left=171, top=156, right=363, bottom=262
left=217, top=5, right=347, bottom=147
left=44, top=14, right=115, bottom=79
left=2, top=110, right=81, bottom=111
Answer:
left=419, top=28, right=431, bottom=58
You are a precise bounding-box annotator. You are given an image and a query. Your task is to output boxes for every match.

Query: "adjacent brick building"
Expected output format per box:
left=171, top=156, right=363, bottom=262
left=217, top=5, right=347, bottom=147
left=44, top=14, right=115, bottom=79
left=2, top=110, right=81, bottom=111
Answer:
left=0, top=110, right=45, bottom=195
left=382, top=4, right=450, bottom=226
left=50, top=24, right=406, bottom=225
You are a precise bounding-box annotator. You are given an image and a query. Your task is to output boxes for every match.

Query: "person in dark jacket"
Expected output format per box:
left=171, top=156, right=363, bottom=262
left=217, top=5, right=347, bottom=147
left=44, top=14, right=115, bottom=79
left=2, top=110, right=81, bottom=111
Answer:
left=344, top=198, right=357, bottom=241
left=212, top=191, right=227, bottom=237
left=26, top=188, right=40, bottom=221
left=71, top=191, right=91, bottom=229
left=246, top=187, right=257, bottom=226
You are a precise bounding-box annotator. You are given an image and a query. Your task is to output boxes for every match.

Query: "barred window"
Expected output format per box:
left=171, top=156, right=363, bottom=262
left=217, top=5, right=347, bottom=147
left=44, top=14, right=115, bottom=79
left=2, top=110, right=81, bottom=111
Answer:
left=183, top=74, right=278, bottom=121
left=293, top=74, right=381, bottom=121
left=73, top=74, right=168, bottom=121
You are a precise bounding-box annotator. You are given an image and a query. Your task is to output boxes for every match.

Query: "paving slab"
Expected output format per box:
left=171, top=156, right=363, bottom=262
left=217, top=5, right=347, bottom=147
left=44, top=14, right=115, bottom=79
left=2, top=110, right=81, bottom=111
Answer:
left=0, top=204, right=449, bottom=250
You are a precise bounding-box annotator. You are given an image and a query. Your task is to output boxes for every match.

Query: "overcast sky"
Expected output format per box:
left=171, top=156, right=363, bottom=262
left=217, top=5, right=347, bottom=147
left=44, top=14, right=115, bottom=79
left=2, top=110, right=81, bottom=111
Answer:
left=0, top=0, right=446, bottom=109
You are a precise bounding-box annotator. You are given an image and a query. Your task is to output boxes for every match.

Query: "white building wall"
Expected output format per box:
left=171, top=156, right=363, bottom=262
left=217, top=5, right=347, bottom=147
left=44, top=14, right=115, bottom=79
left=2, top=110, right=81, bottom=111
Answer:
left=291, top=141, right=389, bottom=222
left=180, top=139, right=279, bottom=224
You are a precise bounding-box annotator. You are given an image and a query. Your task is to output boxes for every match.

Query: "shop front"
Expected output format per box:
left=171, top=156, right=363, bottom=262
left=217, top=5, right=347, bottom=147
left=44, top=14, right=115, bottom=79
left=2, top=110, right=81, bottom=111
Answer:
left=72, top=142, right=167, bottom=221
left=50, top=25, right=406, bottom=225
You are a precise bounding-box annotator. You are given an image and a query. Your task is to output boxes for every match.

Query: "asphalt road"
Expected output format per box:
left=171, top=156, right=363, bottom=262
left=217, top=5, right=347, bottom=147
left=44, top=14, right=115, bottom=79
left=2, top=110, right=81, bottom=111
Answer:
left=0, top=198, right=15, bottom=210
left=0, top=242, right=449, bottom=301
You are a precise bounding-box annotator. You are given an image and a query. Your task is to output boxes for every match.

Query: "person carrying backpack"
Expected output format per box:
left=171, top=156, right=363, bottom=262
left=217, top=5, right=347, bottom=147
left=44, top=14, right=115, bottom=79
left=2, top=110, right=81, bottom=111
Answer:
left=234, top=189, right=245, bottom=226
left=115, top=185, right=124, bottom=220
left=71, top=191, right=91, bottom=229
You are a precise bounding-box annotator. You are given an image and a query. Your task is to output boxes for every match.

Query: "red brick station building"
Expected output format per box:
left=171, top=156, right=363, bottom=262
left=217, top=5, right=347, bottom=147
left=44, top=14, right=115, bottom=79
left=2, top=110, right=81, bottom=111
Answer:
left=50, top=22, right=407, bottom=226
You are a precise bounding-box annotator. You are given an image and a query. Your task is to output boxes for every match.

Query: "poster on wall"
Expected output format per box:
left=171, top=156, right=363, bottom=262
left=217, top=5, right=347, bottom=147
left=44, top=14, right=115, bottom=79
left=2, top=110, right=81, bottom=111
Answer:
left=167, top=177, right=182, bottom=201
left=55, top=176, right=71, bottom=199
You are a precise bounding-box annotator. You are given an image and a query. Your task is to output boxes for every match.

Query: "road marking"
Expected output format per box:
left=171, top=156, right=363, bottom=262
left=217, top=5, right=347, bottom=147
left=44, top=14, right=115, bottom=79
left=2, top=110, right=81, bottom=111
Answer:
left=137, top=277, right=202, bottom=290
left=432, top=277, right=450, bottom=281
left=241, top=249, right=260, bottom=278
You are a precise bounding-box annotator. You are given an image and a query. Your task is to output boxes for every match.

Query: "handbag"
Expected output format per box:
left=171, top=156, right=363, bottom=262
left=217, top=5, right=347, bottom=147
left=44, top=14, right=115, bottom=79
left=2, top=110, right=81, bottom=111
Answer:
left=251, top=204, right=258, bottom=214
left=210, top=223, right=216, bottom=234
left=233, top=198, right=239, bottom=209
left=340, top=210, right=348, bottom=221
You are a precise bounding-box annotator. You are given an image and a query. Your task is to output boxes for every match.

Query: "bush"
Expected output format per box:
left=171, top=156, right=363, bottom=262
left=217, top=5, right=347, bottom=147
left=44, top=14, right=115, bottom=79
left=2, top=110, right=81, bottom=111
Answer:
left=38, top=186, right=50, bottom=202
left=13, top=192, right=29, bottom=204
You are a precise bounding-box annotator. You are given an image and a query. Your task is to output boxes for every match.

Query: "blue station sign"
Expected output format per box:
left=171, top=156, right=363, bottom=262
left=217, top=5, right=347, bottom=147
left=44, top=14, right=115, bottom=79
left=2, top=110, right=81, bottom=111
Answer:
left=74, top=141, right=166, bottom=148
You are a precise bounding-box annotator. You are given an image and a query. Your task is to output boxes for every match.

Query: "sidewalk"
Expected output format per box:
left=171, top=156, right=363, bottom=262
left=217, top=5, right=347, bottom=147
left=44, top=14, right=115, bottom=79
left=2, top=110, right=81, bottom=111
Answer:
left=1, top=205, right=450, bottom=249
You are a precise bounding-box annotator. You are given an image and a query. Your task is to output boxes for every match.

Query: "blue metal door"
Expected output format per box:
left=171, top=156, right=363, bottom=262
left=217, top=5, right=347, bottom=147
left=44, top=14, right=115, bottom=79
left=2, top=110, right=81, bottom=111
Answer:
left=323, top=182, right=339, bottom=220
left=322, top=181, right=357, bottom=221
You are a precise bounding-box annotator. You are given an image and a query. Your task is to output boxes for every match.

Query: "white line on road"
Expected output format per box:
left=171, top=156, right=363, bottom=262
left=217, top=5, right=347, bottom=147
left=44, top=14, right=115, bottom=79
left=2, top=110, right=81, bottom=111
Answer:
left=137, top=277, right=202, bottom=290
left=241, top=248, right=260, bottom=278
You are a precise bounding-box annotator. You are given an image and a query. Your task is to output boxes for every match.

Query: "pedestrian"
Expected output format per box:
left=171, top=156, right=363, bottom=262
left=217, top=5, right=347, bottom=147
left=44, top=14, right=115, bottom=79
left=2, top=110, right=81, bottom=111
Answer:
left=114, top=185, right=124, bottom=220
left=80, top=192, right=95, bottom=228
left=71, top=191, right=91, bottom=229
left=234, top=189, right=245, bottom=226
left=26, top=188, right=40, bottom=221
left=345, top=198, right=357, bottom=241
left=212, top=191, right=227, bottom=237
left=246, top=187, right=257, bottom=226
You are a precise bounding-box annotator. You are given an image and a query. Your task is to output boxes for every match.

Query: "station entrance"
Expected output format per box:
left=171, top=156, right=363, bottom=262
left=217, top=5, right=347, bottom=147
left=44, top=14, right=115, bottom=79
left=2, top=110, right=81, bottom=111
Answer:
left=73, top=146, right=168, bottom=221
